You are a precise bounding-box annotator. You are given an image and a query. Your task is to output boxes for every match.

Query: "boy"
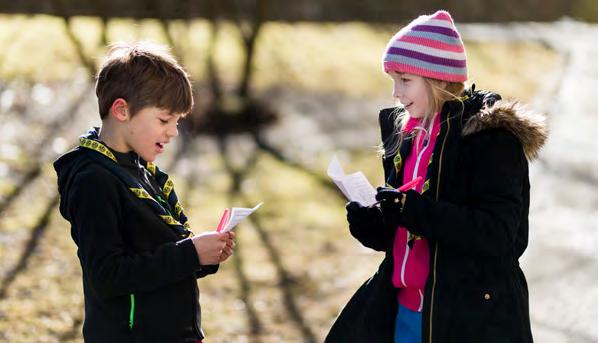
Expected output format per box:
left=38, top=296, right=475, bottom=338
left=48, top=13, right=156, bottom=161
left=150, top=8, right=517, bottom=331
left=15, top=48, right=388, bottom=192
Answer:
left=54, top=42, right=234, bottom=342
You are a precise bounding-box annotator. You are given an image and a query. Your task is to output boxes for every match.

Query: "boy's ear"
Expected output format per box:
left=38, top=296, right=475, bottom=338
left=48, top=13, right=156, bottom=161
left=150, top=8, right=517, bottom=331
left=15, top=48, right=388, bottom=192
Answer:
left=110, top=98, right=130, bottom=122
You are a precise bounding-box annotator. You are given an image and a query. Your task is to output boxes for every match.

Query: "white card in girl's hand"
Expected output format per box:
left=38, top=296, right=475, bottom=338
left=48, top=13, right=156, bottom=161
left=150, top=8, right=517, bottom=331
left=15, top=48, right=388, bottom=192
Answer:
left=219, top=203, right=263, bottom=232
left=327, top=155, right=377, bottom=206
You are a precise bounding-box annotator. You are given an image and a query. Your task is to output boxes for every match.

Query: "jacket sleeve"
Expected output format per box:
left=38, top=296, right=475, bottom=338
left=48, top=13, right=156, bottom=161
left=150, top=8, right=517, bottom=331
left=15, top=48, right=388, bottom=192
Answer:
left=399, top=129, right=526, bottom=257
left=196, top=264, right=219, bottom=278
left=68, top=168, right=204, bottom=299
left=351, top=225, right=395, bottom=252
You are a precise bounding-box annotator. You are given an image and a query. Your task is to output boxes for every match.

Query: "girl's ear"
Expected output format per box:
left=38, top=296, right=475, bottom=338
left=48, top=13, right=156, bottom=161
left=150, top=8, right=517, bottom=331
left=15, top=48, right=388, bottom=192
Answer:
left=110, top=98, right=130, bottom=122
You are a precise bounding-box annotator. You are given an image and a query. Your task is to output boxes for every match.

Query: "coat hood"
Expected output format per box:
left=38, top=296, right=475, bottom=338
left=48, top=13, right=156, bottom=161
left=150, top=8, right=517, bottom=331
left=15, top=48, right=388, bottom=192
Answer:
left=53, top=148, right=88, bottom=220
left=462, top=99, right=548, bottom=161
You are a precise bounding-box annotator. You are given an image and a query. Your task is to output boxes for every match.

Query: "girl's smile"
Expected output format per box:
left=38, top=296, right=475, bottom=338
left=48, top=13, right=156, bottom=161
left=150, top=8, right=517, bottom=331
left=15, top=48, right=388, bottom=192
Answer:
left=389, top=72, right=432, bottom=118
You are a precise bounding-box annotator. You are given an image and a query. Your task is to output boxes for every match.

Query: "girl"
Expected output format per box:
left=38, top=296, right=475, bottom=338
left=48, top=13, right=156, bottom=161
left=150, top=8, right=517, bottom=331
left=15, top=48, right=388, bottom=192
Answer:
left=326, top=10, right=547, bottom=343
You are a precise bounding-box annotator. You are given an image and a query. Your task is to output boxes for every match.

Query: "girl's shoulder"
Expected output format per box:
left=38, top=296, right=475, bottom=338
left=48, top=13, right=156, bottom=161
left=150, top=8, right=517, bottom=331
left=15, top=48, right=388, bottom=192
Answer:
left=461, top=97, right=548, bottom=161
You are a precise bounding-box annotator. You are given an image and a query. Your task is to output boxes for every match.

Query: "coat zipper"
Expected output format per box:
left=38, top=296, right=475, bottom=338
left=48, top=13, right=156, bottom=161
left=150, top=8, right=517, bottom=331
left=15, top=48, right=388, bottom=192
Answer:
left=428, top=113, right=450, bottom=343
left=412, top=119, right=435, bottom=181
left=400, top=229, right=410, bottom=287
left=129, top=293, right=135, bottom=330
left=401, top=119, right=435, bottom=288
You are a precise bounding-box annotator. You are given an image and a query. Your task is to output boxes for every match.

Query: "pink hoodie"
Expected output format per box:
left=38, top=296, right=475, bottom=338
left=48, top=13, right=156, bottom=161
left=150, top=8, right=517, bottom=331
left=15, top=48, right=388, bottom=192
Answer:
left=393, top=112, right=441, bottom=312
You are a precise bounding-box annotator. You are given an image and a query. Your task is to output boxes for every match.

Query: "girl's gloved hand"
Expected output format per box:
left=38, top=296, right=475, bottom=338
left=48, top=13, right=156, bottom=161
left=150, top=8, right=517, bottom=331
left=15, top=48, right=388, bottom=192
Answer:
left=375, top=186, right=406, bottom=228
left=346, top=201, right=384, bottom=241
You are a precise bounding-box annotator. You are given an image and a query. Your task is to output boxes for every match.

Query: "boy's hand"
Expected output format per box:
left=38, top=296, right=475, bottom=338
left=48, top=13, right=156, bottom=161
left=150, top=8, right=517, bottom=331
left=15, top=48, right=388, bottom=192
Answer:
left=219, top=231, right=235, bottom=262
left=191, top=231, right=235, bottom=265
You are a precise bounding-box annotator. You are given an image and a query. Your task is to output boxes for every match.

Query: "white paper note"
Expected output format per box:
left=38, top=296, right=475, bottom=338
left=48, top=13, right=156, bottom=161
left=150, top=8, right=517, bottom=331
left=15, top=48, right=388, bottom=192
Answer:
left=221, top=202, right=263, bottom=232
left=327, top=155, right=377, bottom=206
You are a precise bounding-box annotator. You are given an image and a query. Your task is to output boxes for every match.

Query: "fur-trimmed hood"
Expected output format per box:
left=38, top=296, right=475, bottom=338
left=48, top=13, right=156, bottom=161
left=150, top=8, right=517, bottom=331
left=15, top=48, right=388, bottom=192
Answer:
left=462, top=100, right=548, bottom=161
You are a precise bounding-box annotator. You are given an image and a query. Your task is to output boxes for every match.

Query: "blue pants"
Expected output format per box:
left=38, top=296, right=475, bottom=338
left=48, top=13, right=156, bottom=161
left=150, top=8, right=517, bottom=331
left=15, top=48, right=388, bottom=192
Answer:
left=394, top=303, right=422, bottom=343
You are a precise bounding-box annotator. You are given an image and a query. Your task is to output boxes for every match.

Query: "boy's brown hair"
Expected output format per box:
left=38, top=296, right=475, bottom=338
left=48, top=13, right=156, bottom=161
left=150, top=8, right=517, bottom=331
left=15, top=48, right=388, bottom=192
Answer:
left=95, top=41, right=193, bottom=119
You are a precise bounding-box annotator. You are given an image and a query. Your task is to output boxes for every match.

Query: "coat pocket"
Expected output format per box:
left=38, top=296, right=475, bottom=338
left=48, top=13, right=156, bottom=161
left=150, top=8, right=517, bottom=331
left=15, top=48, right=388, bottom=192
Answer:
left=450, top=284, right=512, bottom=341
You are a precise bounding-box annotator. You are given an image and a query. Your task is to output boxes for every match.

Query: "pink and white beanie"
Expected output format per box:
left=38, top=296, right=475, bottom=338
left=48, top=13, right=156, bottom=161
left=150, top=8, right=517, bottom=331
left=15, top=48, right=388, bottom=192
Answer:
left=382, top=10, right=468, bottom=82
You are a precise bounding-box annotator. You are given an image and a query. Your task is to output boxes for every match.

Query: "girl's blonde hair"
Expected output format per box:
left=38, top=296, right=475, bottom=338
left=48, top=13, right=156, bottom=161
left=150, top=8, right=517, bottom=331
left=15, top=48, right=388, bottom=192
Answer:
left=380, top=77, right=465, bottom=157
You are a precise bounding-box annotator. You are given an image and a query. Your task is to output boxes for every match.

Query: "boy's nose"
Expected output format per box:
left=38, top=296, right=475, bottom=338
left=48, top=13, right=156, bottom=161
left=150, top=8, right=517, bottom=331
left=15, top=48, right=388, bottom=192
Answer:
left=167, top=124, right=179, bottom=138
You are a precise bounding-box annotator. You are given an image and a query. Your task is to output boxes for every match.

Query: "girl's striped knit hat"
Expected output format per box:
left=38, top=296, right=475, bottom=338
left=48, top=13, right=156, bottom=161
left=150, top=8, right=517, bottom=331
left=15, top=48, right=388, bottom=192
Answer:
left=382, top=10, right=468, bottom=82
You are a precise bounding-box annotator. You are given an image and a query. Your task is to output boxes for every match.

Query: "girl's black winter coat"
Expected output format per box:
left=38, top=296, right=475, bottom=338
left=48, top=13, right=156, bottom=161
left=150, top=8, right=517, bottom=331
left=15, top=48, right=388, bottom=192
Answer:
left=327, top=88, right=547, bottom=343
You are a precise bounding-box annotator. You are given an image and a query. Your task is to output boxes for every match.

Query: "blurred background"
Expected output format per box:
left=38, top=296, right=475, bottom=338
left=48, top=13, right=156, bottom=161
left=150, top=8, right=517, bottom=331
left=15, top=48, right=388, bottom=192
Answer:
left=0, top=1, right=597, bottom=342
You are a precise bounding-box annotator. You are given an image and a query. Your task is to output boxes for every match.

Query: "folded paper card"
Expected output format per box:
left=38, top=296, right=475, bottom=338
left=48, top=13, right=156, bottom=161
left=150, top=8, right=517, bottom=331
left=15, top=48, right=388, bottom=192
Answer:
left=216, top=203, right=263, bottom=233
left=327, top=155, right=377, bottom=206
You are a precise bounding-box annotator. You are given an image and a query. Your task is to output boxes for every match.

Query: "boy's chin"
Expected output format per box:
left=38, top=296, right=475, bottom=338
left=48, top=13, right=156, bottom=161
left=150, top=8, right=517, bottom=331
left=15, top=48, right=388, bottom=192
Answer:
left=137, top=151, right=157, bottom=162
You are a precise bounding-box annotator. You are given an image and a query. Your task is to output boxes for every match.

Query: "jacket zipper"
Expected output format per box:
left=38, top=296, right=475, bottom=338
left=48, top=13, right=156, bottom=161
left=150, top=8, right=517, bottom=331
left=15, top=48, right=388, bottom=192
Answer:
left=428, top=113, right=450, bottom=343
left=400, top=229, right=410, bottom=287
left=411, top=119, right=435, bottom=181
left=129, top=293, right=135, bottom=330
left=401, top=119, right=435, bottom=288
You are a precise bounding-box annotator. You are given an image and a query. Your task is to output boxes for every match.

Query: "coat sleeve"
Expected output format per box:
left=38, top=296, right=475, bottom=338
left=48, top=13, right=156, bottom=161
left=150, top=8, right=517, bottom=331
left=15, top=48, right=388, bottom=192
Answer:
left=399, top=129, right=526, bottom=257
left=351, top=222, right=395, bottom=252
left=196, top=265, right=219, bottom=278
left=68, top=168, right=204, bottom=299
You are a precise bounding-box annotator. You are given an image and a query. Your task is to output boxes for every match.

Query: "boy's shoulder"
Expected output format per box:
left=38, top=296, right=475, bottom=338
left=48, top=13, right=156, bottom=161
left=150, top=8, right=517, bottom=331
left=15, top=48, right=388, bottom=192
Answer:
left=55, top=148, right=122, bottom=196
left=71, top=157, right=118, bottom=188
left=55, top=147, right=125, bottom=219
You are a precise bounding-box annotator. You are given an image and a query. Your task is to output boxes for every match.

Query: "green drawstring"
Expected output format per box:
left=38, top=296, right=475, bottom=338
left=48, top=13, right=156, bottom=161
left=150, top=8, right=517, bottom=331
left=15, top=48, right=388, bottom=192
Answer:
left=156, top=195, right=173, bottom=216
left=129, top=294, right=135, bottom=330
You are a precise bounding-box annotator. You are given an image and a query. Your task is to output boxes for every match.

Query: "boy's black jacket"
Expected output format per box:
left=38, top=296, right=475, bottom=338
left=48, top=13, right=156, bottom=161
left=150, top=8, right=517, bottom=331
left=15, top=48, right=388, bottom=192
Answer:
left=326, top=87, right=547, bottom=343
left=54, top=146, right=217, bottom=343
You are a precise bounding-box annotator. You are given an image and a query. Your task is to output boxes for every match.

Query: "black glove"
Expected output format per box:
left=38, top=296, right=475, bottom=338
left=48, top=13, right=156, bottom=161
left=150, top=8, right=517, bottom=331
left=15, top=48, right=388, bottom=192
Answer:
left=346, top=201, right=386, bottom=250
left=375, top=186, right=405, bottom=228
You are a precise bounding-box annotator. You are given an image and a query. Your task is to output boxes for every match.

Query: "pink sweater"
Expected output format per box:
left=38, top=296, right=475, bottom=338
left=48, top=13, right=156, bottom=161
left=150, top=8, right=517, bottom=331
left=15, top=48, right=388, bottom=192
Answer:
left=393, top=112, right=441, bottom=312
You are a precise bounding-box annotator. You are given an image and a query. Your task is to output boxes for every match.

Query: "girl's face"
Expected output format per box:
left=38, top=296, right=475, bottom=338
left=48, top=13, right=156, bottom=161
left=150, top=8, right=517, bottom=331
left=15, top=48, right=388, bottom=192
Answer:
left=389, top=72, right=432, bottom=118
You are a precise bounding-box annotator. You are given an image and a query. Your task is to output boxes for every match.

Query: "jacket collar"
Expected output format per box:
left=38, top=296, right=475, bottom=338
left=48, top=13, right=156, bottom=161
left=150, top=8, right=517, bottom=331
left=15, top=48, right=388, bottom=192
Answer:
left=111, top=148, right=142, bottom=169
left=461, top=99, right=548, bottom=161
left=379, top=87, right=548, bottom=162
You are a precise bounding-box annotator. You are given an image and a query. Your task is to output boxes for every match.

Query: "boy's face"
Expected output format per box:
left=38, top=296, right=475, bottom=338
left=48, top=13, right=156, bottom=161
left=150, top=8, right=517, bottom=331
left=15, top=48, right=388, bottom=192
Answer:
left=123, top=106, right=181, bottom=162
left=389, top=71, right=432, bottom=118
